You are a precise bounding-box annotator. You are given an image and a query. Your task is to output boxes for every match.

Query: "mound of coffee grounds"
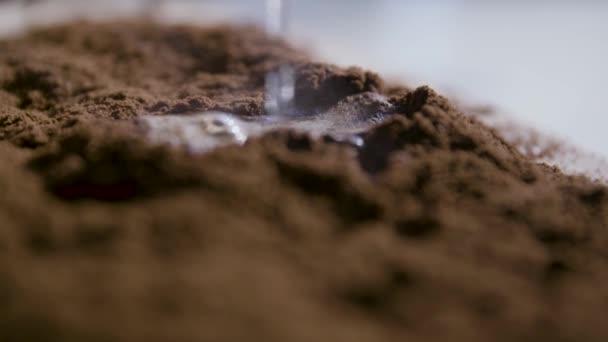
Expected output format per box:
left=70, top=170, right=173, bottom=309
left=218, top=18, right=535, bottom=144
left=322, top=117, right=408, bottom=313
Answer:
left=1, top=21, right=607, bottom=342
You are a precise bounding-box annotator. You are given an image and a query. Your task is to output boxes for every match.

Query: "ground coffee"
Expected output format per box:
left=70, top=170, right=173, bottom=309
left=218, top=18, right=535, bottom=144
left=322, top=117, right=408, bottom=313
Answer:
left=0, top=21, right=607, bottom=342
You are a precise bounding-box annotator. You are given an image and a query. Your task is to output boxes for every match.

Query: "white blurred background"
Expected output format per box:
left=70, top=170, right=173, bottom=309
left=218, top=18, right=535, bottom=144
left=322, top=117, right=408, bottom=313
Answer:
left=1, top=0, right=607, bottom=160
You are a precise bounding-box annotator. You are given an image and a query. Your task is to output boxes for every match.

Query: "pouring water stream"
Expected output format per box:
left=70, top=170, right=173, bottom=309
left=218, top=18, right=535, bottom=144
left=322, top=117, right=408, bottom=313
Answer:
left=139, top=0, right=391, bottom=153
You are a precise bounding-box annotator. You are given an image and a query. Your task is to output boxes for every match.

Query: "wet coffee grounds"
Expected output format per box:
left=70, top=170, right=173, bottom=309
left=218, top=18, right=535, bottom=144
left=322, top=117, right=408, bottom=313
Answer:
left=0, top=21, right=607, bottom=342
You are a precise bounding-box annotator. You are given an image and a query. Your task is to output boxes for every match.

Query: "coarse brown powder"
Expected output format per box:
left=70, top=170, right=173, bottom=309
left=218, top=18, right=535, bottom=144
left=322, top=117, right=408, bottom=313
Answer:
left=0, top=20, right=607, bottom=342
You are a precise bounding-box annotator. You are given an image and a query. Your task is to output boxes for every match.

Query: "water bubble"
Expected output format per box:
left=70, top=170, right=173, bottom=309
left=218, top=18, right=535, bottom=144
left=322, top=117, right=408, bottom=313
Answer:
left=323, top=134, right=365, bottom=148
left=199, top=112, right=247, bottom=143
left=346, top=135, right=365, bottom=148
left=139, top=111, right=248, bottom=153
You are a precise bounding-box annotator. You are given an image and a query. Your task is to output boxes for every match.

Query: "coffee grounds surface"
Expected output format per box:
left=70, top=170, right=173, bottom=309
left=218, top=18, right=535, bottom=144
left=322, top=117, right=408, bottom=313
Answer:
left=1, top=21, right=607, bottom=342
